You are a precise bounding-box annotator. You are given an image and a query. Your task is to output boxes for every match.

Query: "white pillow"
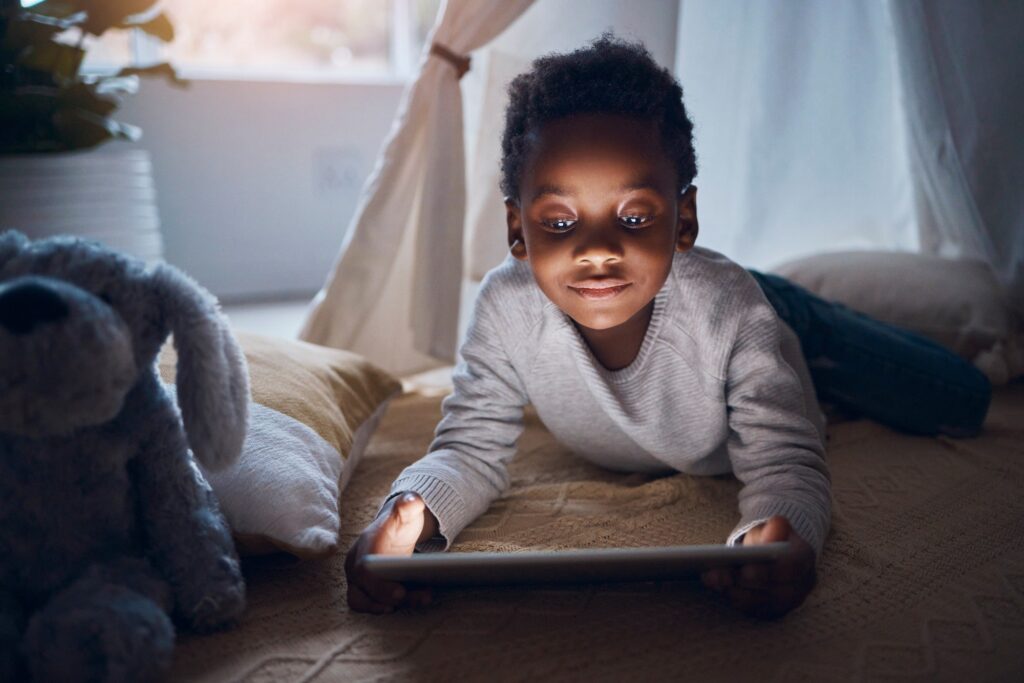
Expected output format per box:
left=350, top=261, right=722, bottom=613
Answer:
left=161, top=333, right=402, bottom=558
left=202, top=400, right=391, bottom=558
left=771, top=251, right=1022, bottom=384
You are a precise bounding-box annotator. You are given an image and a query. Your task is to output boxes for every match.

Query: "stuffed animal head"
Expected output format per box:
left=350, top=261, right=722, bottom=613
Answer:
left=0, top=231, right=249, bottom=470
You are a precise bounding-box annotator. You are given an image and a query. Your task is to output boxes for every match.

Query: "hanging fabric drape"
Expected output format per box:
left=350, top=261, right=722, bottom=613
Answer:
left=888, top=0, right=1024, bottom=316
left=672, top=1, right=917, bottom=271
left=299, top=0, right=534, bottom=375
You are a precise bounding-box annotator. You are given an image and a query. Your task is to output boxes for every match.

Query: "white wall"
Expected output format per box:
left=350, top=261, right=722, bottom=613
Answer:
left=113, top=79, right=404, bottom=301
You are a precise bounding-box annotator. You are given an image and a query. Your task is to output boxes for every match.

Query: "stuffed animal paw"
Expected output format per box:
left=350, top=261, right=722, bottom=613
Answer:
left=180, top=556, right=247, bottom=633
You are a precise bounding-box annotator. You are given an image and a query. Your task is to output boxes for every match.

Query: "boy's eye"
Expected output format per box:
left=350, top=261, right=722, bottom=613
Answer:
left=619, top=214, right=653, bottom=229
left=542, top=218, right=577, bottom=232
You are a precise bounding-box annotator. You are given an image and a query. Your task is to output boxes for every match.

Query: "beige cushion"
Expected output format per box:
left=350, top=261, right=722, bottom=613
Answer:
left=160, top=332, right=401, bottom=558
left=771, top=251, right=1022, bottom=384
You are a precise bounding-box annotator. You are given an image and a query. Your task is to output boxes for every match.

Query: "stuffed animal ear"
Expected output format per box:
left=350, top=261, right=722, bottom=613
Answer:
left=150, top=263, right=249, bottom=471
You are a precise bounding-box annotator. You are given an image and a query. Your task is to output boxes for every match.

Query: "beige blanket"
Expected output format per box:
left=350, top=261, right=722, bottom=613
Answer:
left=173, top=384, right=1024, bottom=682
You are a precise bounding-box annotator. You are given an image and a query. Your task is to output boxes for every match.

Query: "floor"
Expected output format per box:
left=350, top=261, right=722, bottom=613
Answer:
left=222, top=299, right=310, bottom=339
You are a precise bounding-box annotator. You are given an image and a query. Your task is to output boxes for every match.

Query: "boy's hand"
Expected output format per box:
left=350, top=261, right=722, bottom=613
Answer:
left=345, top=492, right=437, bottom=614
left=700, top=515, right=816, bottom=619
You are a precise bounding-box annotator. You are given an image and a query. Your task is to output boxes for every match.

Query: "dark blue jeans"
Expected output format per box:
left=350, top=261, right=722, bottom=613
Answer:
left=748, top=270, right=992, bottom=437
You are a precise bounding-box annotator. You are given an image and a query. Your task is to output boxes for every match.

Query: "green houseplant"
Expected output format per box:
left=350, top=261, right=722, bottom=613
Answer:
left=0, top=0, right=183, bottom=262
left=0, top=0, right=182, bottom=153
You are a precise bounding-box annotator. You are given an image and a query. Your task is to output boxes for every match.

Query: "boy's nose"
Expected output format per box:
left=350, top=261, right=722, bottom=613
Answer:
left=577, top=251, right=620, bottom=267
left=574, top=224, right=623, bottom=266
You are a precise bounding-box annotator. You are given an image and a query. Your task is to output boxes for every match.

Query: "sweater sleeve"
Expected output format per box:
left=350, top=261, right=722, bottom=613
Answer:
left=384, top=287, right=529, bottom=552
left=722, top=286, right=832, bottom=559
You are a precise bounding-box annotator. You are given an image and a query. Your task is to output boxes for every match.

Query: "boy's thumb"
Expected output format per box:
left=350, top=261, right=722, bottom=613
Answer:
left=760, top=515, right=791, bottom=543
left=395, top=493, right=425, bottom=525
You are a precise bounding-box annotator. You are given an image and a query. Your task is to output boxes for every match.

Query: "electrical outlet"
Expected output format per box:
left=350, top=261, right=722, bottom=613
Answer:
left=313, top=146, right=363, bottom=196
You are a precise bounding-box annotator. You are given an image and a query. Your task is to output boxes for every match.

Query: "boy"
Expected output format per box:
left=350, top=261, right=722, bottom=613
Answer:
left=345, top=36, right=990, bottom=619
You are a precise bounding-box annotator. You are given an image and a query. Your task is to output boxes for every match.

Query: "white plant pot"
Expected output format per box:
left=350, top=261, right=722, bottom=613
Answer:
left=0, top=148, right=164, bottom=262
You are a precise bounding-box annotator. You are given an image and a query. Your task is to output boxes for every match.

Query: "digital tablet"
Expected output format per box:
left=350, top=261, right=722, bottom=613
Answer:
left=360, top=542, right=789, bottom=586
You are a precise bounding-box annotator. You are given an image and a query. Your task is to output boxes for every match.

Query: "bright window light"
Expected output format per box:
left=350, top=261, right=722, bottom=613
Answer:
left=80, top=29, right=136, bottom=71
left=76, top=0, right=442, bottom=81
left=163, top=0, right=391, bottom=76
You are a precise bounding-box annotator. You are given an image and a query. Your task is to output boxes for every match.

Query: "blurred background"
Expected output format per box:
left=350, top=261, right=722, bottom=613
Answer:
left=74, top=0, right=690, bottom=305
left=3, top=0, right=1020, bottom=351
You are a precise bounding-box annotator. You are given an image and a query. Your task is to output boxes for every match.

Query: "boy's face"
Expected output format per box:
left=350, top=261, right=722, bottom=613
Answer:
left=506, top=114, right=698, bottom=332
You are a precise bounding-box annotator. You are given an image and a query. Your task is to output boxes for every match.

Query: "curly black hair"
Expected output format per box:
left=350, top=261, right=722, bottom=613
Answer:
left=500, top=34, right=697, bottom=201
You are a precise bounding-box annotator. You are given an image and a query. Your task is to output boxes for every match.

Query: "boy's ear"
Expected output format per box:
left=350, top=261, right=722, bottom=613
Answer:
left=676, top=185, right=699, bottom=253
left=505, top=198, right=528, bottom=260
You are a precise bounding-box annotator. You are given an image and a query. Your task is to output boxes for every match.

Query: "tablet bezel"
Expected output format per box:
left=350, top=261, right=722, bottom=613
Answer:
left=360, top=542, right=789, bottom=586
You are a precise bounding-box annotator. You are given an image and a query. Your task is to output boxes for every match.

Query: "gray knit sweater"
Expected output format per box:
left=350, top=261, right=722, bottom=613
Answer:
left=389, top=247, right=831, bottom=557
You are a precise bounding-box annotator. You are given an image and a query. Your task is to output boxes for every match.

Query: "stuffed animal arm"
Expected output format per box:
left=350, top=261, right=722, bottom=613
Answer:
left=131, top=371, right=246, bottom=631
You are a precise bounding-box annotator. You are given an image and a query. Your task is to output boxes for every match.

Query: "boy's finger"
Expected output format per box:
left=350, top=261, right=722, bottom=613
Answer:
left=395, top=493, right=425, bottom=523
left=728, top=577, right=814, bottom=619
left=757, top=516, right=792, bottom=544
left=728, top=585, right=766, bottom=611
left=347, top=583, right=395, bottom=615
left=702, top=568, right=734, bottom=591
left=738, top=561, right=772, bottom=588
left=371, top=499, right=425, bottom=556
left=351, top=557, right=408, bottom=604
left=402, top=587, right=433, bottom=608
left=731, top=570, right=811, bottom=592
left=773, top=556, right=815, bottom=585
left=359, top=574, right=407, bottom=606
left=728, top=584, right=797, bottom=620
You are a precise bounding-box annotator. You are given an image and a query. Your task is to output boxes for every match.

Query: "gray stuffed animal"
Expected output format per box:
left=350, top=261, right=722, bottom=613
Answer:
left=0, top=231, right=250, bottom=682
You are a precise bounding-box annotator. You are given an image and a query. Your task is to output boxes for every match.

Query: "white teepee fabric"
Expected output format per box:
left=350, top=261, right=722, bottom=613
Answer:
left=463, top=50, right=530, bottom=282
left=673, top=1, right=917, bottom=271
left=300, top=0, right=534, bottom=375
left=888, top=0, right=1024, bottom=316
left=674, top=0, right=1022, bottom=310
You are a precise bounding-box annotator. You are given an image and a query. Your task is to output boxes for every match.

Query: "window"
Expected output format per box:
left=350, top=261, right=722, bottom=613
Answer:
left=80, top=0, right=442, bottom=81
left=80, top=29, right=136, bottom=71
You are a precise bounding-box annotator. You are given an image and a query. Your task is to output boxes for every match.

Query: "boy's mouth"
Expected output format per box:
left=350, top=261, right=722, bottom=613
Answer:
left=568, top=279, right=632, bottom=300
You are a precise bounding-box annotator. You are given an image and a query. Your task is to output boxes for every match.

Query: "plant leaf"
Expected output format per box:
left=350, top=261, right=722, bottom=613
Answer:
left=18, top=39, right=85, bottom=82
left=52, top=106, right=139, bottom=150
left=57, top=80, right=120, bottom=116
left=21, top=2, right=87, bottom=20
left=92, top=74, right=140, bottom=98
left=115, top=61, right=187, bottom=88
left=1, top=9, right=84, bottom=53
left=78, top=0, right=161, bottom=36
left=120, top=10, right=173, bottom=42
left=0, top=87, right=62, bottom=153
